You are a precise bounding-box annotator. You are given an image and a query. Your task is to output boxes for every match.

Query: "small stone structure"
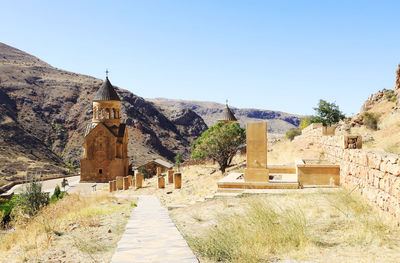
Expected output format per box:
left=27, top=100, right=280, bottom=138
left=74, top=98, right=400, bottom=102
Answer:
left=136, top=173, right=144, bottom=189
left=109, top=181, right=113, bottom=192
left=138, top=159, right=174, bottom=177
left=168, top=170, right=174, bottom=184
left=112, top=180, right=117, bottom=191
left=158, top=176, right=165, bottom=189
left=174, top=173, right=182, bottom=189
left=116, top=176, right=123, bottom=190
left=123, top=177, right=130, bottom=190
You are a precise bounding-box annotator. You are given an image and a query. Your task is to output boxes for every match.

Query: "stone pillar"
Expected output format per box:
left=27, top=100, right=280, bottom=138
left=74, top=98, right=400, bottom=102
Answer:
left=109, top=181, right=113, bottom=192
left=116, top=176, right=123, bottom=190
left=127, top=175, right=133, bottom=187
left=131, top=178, right=135, bottom=187
left=112, top=180, right=117, bottom=191
left=123, top=177, right=129, bottom=190
left=174, top=172, right=182, bottom=189
left=244, top=121, right=269, bottom=182
left=136, top=173, right=144, bottom=189
left=158, top=176, right=165, bottom=189
left=157, top=167, right=162, bottom=176
left=168, top=170, right=174, bottom=184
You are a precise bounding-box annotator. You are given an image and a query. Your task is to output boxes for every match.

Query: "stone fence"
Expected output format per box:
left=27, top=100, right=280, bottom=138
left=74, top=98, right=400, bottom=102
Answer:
left=294, top=123, right=400, bottom=221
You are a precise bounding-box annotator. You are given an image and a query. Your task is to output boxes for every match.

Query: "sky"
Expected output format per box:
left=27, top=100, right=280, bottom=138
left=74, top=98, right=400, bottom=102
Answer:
left=1, top=0, right=399, bottom=116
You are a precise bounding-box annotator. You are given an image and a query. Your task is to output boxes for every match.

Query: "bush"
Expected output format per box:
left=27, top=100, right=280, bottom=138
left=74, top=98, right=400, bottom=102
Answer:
left=0, top=195, right=18, bottom=226
left=362, top=112, right=379, bottom=130
left=15, top=181, right=49, bottom=216
left=286, top=129, right=302, bottom=141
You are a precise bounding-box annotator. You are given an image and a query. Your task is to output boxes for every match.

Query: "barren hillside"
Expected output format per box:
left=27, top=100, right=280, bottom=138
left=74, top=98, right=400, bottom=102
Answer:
left=0, top=42, right=207, bottom=183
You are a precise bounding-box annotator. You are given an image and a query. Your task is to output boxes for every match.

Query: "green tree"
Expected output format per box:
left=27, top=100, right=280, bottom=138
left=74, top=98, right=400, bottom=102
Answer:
left=174, top=154, right=182, bottom=172
left=54, top=185, right=61, bottom=199
left=299, top=117, right=311, bottom=130
left=191, top=122, right=246, bottom=173
left=311, top=99, right=345, bottom=126
left=61, top=178, right=69, bottom=191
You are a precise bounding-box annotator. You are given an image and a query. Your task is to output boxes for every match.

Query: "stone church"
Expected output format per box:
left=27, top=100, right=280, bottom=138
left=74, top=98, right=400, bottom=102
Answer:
left=80, top=76, right=129, bottom=183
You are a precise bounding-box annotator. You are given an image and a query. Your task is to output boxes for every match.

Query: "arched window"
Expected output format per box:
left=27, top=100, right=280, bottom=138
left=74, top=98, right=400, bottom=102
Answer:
left=105, top=108, right=110, bottom=119
left=99, top=109, right=103, bottom=119
left=112, top=109, right=116, bottom=119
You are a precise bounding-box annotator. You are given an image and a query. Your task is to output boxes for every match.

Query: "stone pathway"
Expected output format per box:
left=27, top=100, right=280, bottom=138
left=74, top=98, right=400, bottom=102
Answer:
left=111, top=195, right=199, bottom=263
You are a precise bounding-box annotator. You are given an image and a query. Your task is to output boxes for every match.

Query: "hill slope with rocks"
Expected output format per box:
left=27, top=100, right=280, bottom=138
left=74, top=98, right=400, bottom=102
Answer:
left=147, top=98, right=303, bottom=134
left=0, top=42, right=207, bottom=183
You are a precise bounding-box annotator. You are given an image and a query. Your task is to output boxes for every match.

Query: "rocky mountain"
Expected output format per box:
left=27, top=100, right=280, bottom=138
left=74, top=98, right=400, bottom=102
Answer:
left=148, top=98, right=303, bottom=134
left=0, top=42, right=207, bottom=183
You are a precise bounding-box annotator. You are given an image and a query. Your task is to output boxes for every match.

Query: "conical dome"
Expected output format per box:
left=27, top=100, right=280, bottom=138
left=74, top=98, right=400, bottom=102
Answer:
left=93, top=77, right=120, bottom=101
left=222, top=104, right=237, bottom=121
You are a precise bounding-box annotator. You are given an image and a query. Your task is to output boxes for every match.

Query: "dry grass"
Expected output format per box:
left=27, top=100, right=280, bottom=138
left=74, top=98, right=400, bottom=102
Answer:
left=0, top=191, right=136, bottom=262
left=173, top=189, right=400, bottom=263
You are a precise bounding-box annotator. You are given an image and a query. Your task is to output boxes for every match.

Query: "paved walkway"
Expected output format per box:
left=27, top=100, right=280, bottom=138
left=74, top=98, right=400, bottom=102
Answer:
left=111, top=195, right=199, bottom=263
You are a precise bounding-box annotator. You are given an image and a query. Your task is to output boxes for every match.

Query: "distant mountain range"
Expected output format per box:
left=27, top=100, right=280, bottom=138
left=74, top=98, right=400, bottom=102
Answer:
left=0, top=42, right=207, bottom=182
left=148, top=98, right=303, bottom=134
left=0, top=42, right=303, bottom=184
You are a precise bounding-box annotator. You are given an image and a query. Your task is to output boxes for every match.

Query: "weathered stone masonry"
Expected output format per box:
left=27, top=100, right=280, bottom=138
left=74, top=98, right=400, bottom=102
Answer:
left=294, top=123, right=400, bottom=221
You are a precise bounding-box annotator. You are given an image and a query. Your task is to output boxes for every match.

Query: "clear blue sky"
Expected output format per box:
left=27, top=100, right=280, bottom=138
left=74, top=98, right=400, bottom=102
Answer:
left=1, top=1, right=399, bottom=116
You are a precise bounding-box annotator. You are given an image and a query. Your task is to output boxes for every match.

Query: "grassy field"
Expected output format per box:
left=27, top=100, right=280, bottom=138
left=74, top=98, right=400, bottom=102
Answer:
left=0, top=191, right=137, bottom=263
left=171, top=189, right=400, bottom=263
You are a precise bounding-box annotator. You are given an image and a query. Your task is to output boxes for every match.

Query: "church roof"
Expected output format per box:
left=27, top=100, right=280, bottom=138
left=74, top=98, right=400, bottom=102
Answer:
left=222, top=104, right=237, bottom=121
left=93, top=77, right=121, bottom=101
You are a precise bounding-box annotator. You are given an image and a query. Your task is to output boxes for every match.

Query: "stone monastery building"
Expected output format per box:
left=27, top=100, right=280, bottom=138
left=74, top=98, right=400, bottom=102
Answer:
left=80, top=77, right=129, bottom=183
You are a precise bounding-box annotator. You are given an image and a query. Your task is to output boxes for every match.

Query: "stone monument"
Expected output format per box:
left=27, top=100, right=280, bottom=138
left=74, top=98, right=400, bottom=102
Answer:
left=244, top=121, right=269, bottom=182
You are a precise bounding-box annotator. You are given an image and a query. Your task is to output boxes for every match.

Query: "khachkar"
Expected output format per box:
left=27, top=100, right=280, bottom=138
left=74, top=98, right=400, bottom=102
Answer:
left=80, top=76, right=129, bottom=183
left=244, top=121, right=269, bottom=182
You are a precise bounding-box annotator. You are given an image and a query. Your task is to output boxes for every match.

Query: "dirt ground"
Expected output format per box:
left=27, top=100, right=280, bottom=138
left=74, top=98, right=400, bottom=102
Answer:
left=170, top=190, right=400, bottom=263
left=0, top=189, right=137, bottom=263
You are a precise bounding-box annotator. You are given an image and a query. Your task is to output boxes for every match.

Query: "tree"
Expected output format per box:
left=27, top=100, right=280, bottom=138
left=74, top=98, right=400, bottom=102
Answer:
left=54, top=185, right=61, bottom=199
left=174, top=154, right=182, bottom=172
left=299, top=117, right=311, bottom=130
left=311, top=99, right=345, bottom=126
left=61, top=178, right=69, bottom=191
left=191, top=122, right=246, bottom=173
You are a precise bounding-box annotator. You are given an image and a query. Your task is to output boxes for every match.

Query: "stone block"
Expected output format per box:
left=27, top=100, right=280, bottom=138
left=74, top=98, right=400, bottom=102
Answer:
left=158, top=176, right=165, bottom=188
left=116, top=176, right=123, bottom=190
left=174, top=172, right=182, bottom=189
left=157, top=167, right=162, bottom=176
left=127, top=175, right=133, bottom=185
left=168, top=170, right=174, bottom=184
left=136, top=173, right=144, bottom=189
left=112, top=180, right=117, bottom=192
left=109, top=181, right=113, bottom=192
left=123, top=176, right=129, bottom=190
left=244, top=121, right=269, bottom=182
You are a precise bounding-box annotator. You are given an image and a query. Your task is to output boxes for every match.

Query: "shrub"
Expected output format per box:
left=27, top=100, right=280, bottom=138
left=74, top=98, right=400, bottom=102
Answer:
left=61, top=178, right=69, bottom=191
left=0, top=195, right=18, bottom=226
left=15, top=181, right=49, bottom=216
left=54, top=185, right=61, bottom=198
left=362, top=112, right=379, bottom=130
left=286, top=129, right=301, bottom=141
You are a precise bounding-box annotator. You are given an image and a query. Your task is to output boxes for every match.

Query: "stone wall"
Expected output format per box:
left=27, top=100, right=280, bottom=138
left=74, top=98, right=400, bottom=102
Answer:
left=294, top=124, right=400, bottom=221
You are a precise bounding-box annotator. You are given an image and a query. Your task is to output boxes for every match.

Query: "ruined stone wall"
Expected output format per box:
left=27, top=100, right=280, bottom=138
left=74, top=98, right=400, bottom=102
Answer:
left=294, top=125, right=400, bottom=220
